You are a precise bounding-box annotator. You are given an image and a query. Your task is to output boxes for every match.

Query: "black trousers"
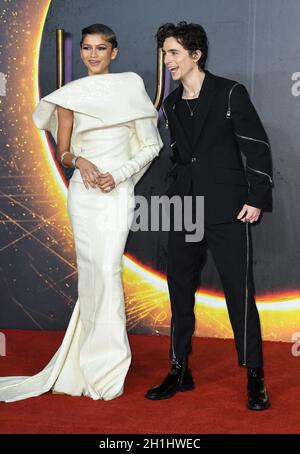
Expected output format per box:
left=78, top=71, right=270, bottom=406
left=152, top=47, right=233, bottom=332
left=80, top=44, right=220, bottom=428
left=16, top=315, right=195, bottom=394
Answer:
left=167, top=192, right=263, bottom=368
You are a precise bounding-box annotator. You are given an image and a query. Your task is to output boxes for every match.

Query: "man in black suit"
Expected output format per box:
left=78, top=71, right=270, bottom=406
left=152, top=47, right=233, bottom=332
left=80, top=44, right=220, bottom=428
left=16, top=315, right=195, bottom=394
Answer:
left=145, top=22, right=273, bottom=410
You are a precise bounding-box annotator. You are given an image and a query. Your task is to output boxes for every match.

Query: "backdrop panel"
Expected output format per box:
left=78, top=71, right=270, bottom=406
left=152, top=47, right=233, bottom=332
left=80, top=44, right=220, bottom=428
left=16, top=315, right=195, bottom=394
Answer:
left=0, top=0, right=299, bottom=341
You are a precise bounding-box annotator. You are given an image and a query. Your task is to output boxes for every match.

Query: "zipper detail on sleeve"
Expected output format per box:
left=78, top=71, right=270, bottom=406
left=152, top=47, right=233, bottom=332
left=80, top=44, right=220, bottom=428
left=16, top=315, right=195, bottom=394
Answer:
left=162, top=103, right=169, bottom=129
left=235, top=133, right=270, bottom=149
left=226, top=83, right=241, bottom=119
left=246, top=165, right=273, bottom=184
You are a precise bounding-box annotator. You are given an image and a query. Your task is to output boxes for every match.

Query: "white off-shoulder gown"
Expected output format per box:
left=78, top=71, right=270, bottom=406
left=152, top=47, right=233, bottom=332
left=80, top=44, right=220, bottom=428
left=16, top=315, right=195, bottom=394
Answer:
left=0, top=72, right=163, bottom=402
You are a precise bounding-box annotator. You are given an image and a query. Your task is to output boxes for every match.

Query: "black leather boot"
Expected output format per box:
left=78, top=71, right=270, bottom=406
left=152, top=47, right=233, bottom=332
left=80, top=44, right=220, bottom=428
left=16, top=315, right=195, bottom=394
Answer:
left=247, top=367, right=270, bottom=410
left=145, top=359, right=194, bottom=400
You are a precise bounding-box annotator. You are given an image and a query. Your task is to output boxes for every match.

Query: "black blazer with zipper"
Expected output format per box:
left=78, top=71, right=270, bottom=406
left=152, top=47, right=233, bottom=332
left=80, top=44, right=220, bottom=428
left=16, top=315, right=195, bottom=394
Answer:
left=162, top=70, right=273, bottom=224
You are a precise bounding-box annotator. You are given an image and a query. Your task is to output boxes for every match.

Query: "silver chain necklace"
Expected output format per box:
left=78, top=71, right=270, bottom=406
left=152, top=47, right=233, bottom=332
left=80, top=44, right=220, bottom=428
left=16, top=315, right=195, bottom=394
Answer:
left=182, top=78, right=205, bottom=116
left=184, top=97, right=200, bottom=117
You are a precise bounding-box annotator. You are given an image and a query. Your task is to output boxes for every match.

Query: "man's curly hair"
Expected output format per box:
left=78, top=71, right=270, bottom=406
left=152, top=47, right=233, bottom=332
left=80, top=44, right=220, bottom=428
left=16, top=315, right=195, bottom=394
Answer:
left=155, top=21, right=208, bottom=70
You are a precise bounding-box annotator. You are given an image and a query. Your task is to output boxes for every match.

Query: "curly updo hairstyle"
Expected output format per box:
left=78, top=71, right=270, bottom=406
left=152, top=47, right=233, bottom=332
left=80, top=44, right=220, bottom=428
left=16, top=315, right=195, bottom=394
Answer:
left=155, top=21, right=208, bottom=70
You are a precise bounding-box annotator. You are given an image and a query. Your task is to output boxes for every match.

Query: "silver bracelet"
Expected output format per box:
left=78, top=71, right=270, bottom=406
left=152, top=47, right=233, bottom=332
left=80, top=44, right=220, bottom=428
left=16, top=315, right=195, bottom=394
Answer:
left=60, top=151, right=71, bottom=164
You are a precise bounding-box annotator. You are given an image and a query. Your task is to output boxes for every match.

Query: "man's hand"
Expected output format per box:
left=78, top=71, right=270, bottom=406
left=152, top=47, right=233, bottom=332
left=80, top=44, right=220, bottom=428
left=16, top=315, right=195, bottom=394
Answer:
left=237, top=204, right=261, bottom=223
left=97, top=172, right=116, bottom=192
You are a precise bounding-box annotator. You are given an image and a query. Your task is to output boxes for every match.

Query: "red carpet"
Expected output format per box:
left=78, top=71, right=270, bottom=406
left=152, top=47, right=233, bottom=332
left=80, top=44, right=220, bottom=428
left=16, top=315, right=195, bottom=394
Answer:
left=0, top=330, right=298, bottom=434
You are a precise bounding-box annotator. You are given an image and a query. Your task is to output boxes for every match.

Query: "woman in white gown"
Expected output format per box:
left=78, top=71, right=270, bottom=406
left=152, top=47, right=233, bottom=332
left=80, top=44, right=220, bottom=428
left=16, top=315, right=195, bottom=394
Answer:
left=0, top=24, right=163, bottom=402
